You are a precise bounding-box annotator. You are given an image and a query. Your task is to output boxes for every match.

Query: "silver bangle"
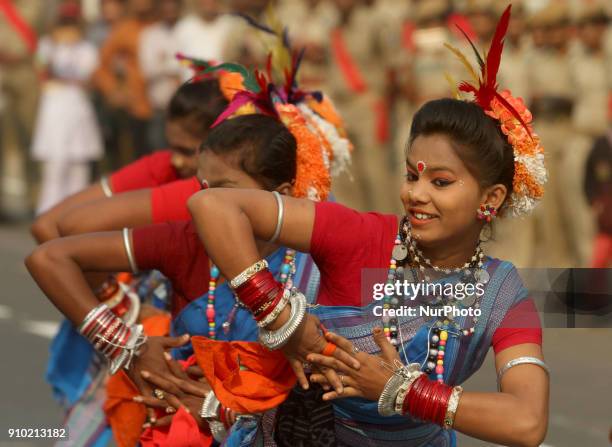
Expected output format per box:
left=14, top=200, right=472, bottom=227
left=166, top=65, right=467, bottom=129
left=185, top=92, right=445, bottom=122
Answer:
left=100, top=176, right=113, bottom=198
left=109, top=323, right=147, bottom=374
left=230, top=260, right=268, bottom=289
left=394, top=365, right=423, bottom=414
left=443, top=386, right=463, bottom=429
left=200, top=391, right=228, bottom=443
left=379, top=362, right=422, bottom=416
left=122, top=228, right=139, bottom=274
left=496, top=356, right=550, bottom=391
left=256, top=288, right=291, bottom=328
left=258, top=290, right=307, bottom=350
left=378, top=372, right=405, bottom=416
left=200, top=391, right=220, bottom=420
left=268, top=191, right=284, bottom=243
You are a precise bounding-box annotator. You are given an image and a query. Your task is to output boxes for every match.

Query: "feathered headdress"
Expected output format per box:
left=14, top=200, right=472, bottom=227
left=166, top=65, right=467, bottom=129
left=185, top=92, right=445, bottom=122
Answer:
left=445, top=4, right=546, bottom=217
left=197, top=12, right=353, bottom=201
left=175, top=53, right=246, bottom=102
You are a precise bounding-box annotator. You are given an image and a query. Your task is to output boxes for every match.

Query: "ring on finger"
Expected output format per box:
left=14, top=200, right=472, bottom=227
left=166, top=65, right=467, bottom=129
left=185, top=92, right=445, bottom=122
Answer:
left=339, top=374, right=345, bottom=386
left=352, top=345, right=359, bottom=355
left=153, top=389, right=165, bottom=400
left=165, top=406, right=176, bottom=414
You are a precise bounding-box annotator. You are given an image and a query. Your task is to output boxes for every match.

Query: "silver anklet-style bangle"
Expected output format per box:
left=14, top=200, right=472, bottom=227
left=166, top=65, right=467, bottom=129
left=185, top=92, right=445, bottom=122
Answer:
left=230, top=260, right=268, bottom=289
left=258, top=290, right=307, bottom=350
left=122, top=228, right=139, bottom=274
left=100, top=176, right=113, bottom=198
left=497, top=356, right=550, bottom=391
left=268, top=191, right=284, bottom=243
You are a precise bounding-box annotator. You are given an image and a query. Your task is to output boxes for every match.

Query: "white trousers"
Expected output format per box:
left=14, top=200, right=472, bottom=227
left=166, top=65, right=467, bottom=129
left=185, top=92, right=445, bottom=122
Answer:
left=36, top=161, right=91, bottom=215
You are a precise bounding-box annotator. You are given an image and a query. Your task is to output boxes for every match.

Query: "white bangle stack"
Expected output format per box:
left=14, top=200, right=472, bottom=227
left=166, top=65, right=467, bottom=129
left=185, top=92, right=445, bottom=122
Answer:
left=258, top=289, right=307, bottom=350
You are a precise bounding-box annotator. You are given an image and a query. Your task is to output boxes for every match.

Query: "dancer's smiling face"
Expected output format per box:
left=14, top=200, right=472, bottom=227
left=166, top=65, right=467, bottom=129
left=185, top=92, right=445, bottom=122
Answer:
left=400, top=134, right=506, bottom=249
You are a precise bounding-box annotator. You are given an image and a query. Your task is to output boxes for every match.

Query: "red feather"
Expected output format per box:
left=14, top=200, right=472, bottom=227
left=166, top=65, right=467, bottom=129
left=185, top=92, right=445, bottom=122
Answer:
left=486, top=4, right=512, bottom=91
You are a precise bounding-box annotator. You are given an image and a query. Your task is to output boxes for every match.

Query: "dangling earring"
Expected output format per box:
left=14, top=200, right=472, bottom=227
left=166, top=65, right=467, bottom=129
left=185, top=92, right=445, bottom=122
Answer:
left=200, top=179, right=209, bottom=190
left=477, top=204, right=497, bottom=222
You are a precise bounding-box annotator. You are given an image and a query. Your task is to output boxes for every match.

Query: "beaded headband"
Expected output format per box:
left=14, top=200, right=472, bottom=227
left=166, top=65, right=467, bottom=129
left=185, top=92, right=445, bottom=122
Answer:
left=445, top=4, right=547, bottom=217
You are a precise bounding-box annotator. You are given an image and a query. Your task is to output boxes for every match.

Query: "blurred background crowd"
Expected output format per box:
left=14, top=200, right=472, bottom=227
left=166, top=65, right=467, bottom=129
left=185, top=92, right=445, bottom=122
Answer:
left=0, top=0, right=611, bottom=269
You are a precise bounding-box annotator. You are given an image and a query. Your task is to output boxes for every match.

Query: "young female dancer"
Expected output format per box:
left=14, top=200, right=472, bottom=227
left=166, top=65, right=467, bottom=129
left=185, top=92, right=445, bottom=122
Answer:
left=186, top=6, right=549, bottom=446
left=26, top=53, right=354, bottom=443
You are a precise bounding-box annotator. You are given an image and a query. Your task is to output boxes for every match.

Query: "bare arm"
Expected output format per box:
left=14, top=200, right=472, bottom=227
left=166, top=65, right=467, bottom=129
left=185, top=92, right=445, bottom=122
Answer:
left=57, top=189, right=153, bottom=237
left=25, top=231, right=132, bottom=324
left=450, top=343, right=549, bottom=447
left=187, top=188, right=315, bottom=279
left=31, top=182, right=107, bottom=243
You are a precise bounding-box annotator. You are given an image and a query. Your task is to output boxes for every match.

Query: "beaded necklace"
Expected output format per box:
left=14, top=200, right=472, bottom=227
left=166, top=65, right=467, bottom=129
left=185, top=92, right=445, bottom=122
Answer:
left=382, top=217, right=489, bottom=383
left=206, top=249, right=297, bottom=339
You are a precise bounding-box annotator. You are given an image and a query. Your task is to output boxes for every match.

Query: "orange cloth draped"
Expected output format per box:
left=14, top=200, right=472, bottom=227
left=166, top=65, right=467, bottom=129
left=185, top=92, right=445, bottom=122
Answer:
left=104, top=314, right=171, bottom=447
left=191, top=336, right=296, bottom=414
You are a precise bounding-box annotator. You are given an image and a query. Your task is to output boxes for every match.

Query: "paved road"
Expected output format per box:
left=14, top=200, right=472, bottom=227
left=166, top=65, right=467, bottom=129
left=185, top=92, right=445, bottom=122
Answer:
left=0, top=223, right=610, bottom=446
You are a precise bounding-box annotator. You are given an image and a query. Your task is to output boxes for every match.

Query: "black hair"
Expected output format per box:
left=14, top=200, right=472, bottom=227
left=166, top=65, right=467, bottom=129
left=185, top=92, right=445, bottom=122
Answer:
left=408, top=98, right=514, bottom=211
left=200, top=114, right=297, bottom=190
left=167, top=79, right=228, bottom=139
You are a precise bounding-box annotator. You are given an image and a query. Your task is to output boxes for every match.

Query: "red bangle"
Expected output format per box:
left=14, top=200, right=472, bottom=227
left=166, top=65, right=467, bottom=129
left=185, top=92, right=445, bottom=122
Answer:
left=253, top=288, right=284, bottom=322
left=429, top=382, right=447, bottom=422
left=435, top=385, right=453, bottom=425
left=406, top=375, right=427, bottom=416
left=418, top=380, right=437, bottom=421
left=235, top=270, right=282, bottom=312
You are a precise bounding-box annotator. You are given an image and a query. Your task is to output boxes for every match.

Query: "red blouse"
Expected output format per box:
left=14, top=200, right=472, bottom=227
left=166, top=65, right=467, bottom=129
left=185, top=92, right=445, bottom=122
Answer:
left=310, top=202, right=542, bottom=353
left=151, top=177, right=201, bottom=223
left=110, top=150, right=178, bottom=193
left=132, top=221, right=209, bottom=316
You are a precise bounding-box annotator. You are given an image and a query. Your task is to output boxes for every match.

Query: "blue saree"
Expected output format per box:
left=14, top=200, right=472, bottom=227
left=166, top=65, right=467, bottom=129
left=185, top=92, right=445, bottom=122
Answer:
left=259, top=258, right=530, bottom=447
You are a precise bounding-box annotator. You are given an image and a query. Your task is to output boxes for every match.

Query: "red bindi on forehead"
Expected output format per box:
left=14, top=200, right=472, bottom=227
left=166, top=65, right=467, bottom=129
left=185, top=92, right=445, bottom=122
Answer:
left=416, top=161, right=427, bottom=173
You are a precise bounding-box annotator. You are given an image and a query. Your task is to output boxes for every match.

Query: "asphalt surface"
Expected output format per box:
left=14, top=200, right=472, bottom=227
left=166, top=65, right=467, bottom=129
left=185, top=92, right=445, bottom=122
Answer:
left=0, top=223, right=610, bottom=447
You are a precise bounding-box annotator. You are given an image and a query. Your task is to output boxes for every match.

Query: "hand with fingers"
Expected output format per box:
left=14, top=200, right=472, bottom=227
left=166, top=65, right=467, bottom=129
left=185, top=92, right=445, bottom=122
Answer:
left=280, top=313, right=361, bottom=394
left=307, top=327, right=401, bottom=401
left=135, top=352, right=212, bottom=429
left=126, top=334, right=191, bottom=424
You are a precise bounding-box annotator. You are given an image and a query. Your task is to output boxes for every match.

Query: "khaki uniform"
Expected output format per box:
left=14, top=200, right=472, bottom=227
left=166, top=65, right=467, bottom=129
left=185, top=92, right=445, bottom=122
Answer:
left=277, top=0, right=339, bottom=91
left=562, top=41, right=611, bottom=266
left=0, top=0, right=43, bottom=213
left=324, top=3, right=399, bottom=213
left=486, top=38, right=538, bottom=267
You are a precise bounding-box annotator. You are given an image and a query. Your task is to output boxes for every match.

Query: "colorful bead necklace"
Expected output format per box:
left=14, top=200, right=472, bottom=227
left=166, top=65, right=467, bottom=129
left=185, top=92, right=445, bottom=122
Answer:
left=384, top=217, right=488, bottom=383
left=206, top=249, right=297, bottom=340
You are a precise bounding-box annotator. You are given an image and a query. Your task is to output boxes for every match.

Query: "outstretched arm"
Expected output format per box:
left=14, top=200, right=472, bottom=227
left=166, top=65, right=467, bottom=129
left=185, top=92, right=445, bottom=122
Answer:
left=187, top=188, right=315, bottom=277
left=30, top=183, right=107, bottom=243
left=56, top=189, right=152, bottom=237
